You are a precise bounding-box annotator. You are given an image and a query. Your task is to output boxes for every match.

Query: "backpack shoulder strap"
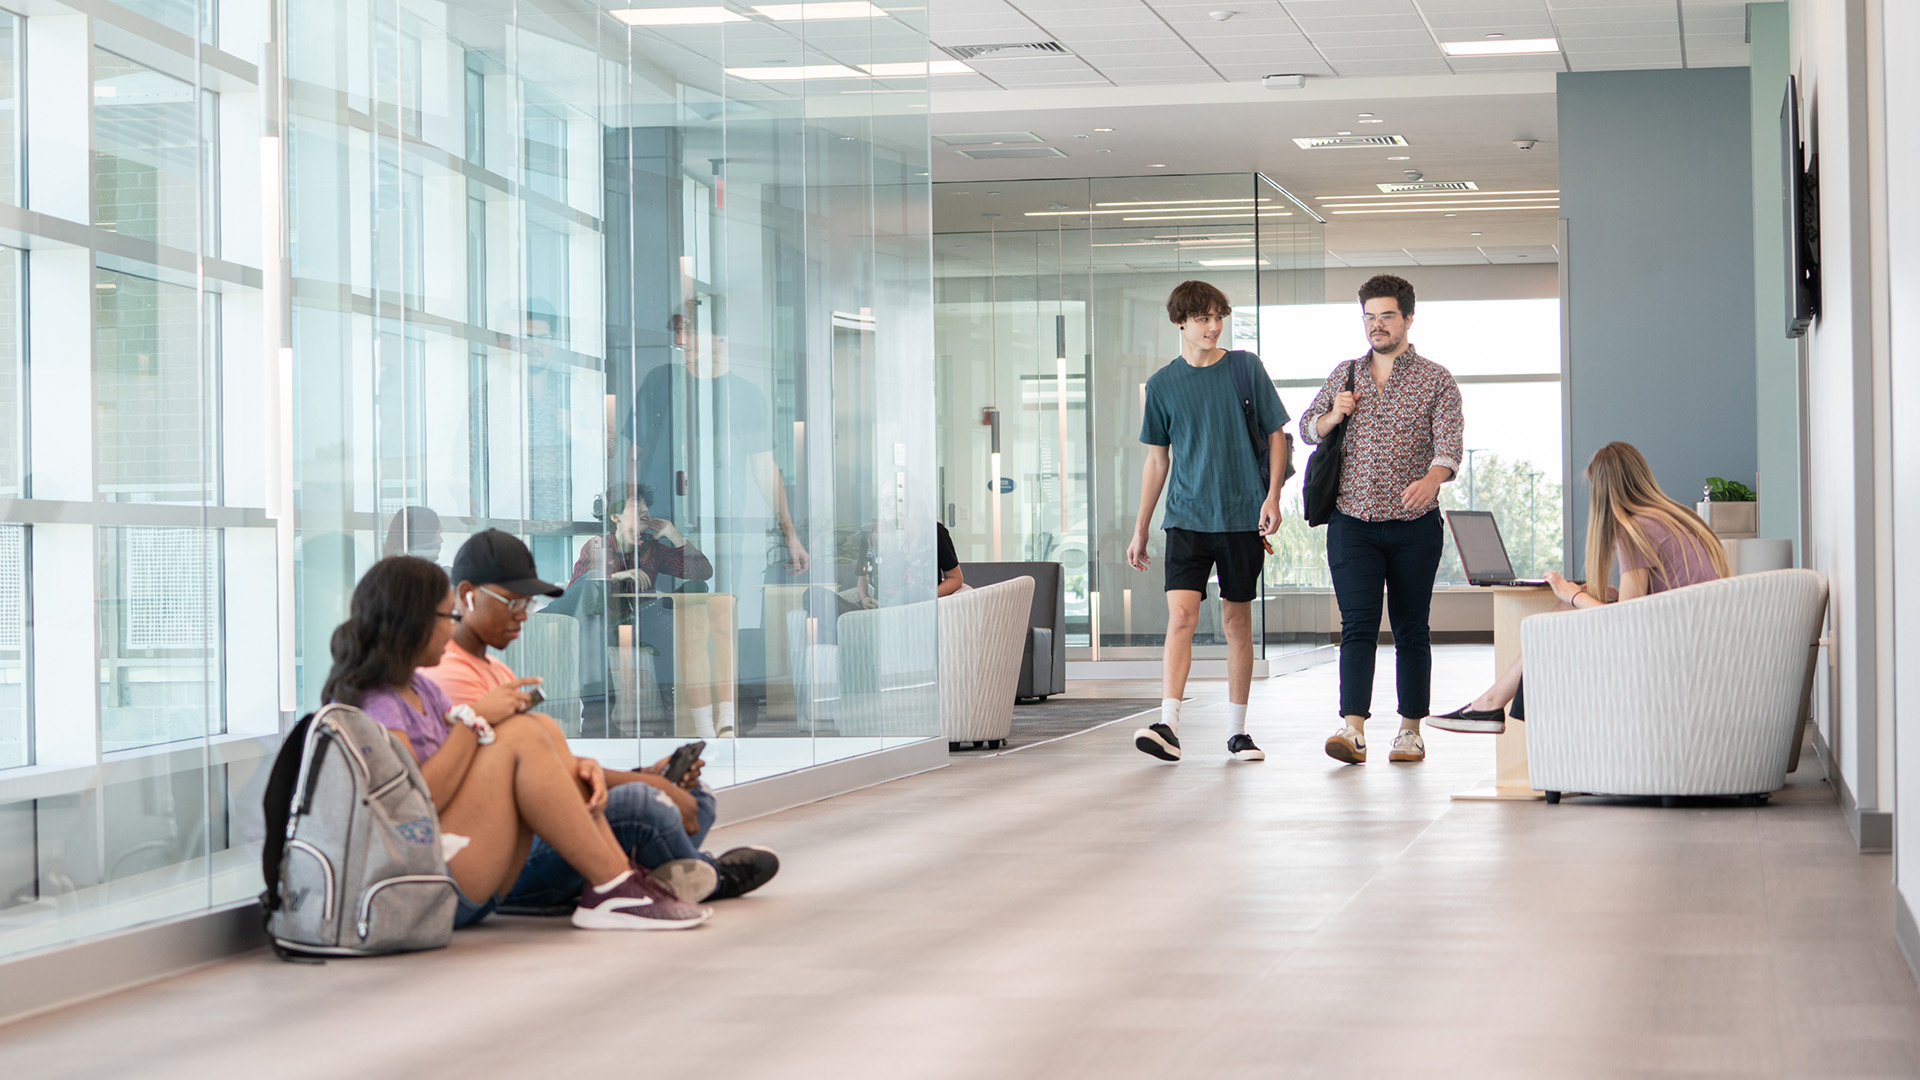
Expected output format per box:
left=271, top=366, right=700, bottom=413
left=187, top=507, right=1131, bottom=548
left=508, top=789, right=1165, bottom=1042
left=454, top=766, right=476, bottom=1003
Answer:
left=259, top=712, right=315, bottom=911
left=1228, top=350, right=1251, bottom=404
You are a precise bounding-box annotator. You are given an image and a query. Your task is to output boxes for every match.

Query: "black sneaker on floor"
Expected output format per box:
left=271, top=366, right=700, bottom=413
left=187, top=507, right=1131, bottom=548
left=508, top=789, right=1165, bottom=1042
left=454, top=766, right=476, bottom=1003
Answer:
left=1227, top=733, right=1265, bottom=761
left=1134, top=722, right=1181, bottom=761
left=706, top=846, right=780, bottom=900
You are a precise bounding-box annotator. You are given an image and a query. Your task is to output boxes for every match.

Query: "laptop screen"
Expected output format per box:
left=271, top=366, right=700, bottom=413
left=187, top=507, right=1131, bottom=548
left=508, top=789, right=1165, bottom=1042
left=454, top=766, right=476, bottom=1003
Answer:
left=1446, top=511, right=1518, bottom=583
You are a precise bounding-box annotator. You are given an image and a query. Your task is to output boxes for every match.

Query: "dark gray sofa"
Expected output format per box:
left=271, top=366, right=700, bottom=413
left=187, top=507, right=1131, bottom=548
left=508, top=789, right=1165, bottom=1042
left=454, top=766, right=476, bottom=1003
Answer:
left=958, top=561, right=1066, bottom=701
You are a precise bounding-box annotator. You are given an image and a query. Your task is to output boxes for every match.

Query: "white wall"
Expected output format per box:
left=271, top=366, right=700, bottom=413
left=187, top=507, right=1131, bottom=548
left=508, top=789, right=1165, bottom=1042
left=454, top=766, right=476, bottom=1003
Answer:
left=1882, top=0, right=1920, bottom=958
left=1791, top=0, right=1891, bottom=848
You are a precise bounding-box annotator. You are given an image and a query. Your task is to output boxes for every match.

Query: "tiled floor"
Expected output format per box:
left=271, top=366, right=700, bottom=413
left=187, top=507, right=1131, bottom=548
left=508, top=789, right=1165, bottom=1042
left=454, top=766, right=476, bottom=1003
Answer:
left=4, top=646, right=1917, bottom=1079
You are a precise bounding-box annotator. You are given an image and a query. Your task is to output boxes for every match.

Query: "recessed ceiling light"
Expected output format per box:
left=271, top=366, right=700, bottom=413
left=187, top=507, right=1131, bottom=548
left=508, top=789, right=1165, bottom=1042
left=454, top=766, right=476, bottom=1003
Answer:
left=1485, top=32, right=1505, bottom=39
left=1388, top=155, right=1410, bottom=161
left=1337, top=130, right=1353, bottom=136
left=864, top=60, right=972, bottom=76
left=1470, top=231, right=1482, bottom=236
left=611, top=6, right=748, bottom=25
left=1149, top=163, right=1167, bottom=168
left=1359, top=118, right=1384, bottom=124
left=1444, top=213, right=1456, bottom=217
left=1357, top=112, right=1374, bottom=118
left=725, top=64, right=866, bottom=80
left=753, top=1, right=885, bottom=19
left=1443, top=37, right=1559, bottom=56
left=1094, top=127, right=1114, bottom=132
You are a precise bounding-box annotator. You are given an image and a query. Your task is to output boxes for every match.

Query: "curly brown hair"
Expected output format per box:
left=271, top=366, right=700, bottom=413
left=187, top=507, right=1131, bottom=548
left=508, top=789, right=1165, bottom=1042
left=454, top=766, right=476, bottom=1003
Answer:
left=1165, top=280, right=1232, bottom=325
left=1357, top=273, right=1416, bottom=318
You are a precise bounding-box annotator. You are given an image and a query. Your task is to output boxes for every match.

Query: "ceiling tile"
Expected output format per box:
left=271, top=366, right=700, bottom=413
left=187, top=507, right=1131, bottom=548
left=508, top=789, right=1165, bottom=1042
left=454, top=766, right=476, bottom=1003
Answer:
left=1407, top=248, right=1491, bottom=265
left=1305, top=28, right=1439, bottom=47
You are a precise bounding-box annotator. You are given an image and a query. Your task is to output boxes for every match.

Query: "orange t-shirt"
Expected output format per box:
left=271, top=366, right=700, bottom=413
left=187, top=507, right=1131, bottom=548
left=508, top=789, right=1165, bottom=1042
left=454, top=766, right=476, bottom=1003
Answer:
left=421, top=641, right=517, bottom=708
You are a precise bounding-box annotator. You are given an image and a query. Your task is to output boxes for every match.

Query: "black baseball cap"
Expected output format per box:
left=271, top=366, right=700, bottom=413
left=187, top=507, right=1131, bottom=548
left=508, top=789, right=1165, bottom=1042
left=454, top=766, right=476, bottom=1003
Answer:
left=450, top=529, right=564, bottom=598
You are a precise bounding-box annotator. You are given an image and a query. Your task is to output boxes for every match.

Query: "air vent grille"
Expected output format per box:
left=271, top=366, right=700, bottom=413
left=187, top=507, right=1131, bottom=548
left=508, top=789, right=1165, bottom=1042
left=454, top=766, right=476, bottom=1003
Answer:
left=941, top=42, right=1069, bottom=60
left=956, top=146, right=1067, bottom=160
left=1292, top=135, right=1410, bottom=150
left=934, top=131, right=1044, bottom=146
left=1376, top=181, right=1478, bottom=193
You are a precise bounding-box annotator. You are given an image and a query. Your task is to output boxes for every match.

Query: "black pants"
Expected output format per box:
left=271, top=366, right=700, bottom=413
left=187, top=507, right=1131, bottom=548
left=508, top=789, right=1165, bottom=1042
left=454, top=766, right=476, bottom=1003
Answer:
left=1327, top=509, right=1444, bottom=720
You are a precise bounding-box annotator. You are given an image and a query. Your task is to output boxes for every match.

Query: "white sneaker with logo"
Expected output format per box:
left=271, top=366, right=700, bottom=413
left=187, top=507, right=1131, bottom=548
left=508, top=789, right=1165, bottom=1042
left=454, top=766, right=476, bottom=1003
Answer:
left=1389, top=729, right=1426, bottom=763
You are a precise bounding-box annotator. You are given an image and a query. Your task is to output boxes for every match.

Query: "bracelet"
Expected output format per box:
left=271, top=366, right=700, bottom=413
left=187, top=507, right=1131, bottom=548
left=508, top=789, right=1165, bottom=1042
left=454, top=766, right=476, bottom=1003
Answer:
left=447, top=704, right=496, bottom=746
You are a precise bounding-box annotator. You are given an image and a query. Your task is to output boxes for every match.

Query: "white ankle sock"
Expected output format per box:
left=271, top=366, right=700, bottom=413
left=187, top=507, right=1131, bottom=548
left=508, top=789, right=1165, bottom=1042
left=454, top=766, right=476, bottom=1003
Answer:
left=592, top=869, right=633, bottom=894
left=1160, top=698, right=1182, bottom=733
left=692, top=705, right=716, bottom=737
left=1227, top=703, right=1248, bottom=736
left=715, top=700, right=736, bottom=736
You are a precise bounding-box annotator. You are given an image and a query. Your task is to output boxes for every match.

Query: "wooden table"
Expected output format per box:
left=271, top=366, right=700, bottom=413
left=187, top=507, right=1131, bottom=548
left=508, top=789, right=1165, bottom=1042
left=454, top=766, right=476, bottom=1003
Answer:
left=1452, top=585, right=1561, bottom=801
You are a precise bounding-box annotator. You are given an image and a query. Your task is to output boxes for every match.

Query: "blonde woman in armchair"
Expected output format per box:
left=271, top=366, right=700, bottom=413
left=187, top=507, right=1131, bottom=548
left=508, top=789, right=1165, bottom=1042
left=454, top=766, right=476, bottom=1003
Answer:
left=1429, top=441, right=1731, bottom=734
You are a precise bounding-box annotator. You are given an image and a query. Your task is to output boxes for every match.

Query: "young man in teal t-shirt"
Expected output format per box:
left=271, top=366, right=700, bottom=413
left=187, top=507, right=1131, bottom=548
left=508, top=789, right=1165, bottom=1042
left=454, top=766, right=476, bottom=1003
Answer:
left=1127, top=281, right=1289, bottom=762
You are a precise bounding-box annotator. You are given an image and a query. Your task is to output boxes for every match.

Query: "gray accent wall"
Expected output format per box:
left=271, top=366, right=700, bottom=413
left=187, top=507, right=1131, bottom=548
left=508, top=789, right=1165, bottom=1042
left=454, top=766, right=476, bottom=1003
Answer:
left=1558, top=68, right=1757, bottom=573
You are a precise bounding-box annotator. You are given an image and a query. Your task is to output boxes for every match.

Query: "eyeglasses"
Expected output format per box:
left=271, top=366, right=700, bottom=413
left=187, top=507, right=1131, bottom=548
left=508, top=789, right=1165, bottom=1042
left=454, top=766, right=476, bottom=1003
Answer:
left=433, top=610, right=461, bottom=622
left=476, top=585, right=531, bottom=613
left=1361, top=312, right=1402, bottom=325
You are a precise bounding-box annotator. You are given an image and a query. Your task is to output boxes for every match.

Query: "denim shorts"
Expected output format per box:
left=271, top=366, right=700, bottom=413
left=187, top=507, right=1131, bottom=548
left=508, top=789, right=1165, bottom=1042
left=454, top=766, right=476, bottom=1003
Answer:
left=453, top=890, right=500, bottom=929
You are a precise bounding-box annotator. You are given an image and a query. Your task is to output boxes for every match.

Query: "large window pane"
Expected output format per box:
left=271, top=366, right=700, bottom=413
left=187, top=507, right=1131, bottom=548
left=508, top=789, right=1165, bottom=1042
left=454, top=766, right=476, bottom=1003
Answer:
left=0, top=525, right=24, bottom=769
left=97, top=527, right=222, bottom=751
left=93, top=50, right=200, bottom=251
left=95, top=268, right=213, bottom=503
left=0, top=247, right=19, bottom=497
left=0, top=13, right=18, bottom=206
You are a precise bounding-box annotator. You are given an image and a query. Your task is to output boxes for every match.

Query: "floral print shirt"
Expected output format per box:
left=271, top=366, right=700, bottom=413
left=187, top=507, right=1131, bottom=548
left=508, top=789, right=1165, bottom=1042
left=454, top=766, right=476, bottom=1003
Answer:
left=1297, top=346, right=1464, bottom=523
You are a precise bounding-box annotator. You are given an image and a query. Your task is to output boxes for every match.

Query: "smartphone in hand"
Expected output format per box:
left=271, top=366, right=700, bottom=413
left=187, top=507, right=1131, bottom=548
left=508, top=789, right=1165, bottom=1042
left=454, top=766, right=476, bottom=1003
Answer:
left=662, top=740, right=705, bottom=786
left=524, top=686, right=545, bottom=710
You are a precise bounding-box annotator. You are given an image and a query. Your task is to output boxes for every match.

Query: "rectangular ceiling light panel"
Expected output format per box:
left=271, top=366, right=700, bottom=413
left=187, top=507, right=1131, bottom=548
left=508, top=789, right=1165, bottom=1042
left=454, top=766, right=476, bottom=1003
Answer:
left=934, top=131, right=1043, bottom=146
left=1292, top=135, right=1409, bottom=149
left=753, top=1, right=886, bottom=19
left=1441, top=37, right=1560, bottom=56
left=956, top=146, right=1067, bottom=160
left=611, top=6, right=748, bottom=24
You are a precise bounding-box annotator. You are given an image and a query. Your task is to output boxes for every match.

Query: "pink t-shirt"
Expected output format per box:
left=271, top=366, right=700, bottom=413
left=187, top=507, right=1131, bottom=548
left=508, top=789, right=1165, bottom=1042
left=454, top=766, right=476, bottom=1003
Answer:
left=1616, top=514, right=1721, bottom=594
left=421, top=641, right=517, bottom=709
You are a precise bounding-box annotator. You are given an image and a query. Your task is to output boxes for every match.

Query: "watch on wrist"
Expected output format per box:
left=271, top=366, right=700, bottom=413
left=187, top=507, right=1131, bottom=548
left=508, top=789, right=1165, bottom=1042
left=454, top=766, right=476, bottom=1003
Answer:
left=448, top=703, right=496, bottom=746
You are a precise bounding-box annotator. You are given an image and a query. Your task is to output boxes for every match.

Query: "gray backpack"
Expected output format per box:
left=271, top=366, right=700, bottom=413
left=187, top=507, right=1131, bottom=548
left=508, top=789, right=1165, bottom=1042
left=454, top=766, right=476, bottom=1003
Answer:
left=260, top=703, right=459, bottom=959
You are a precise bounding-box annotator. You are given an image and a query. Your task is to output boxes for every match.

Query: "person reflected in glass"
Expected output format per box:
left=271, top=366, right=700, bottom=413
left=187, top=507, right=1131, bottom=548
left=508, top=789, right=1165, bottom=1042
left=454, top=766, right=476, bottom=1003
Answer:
left=323, top=555, right=711, bottom=931
left=1430, top=441, right=1731, bottom=734
left=570, top=486, right=738, bottom=739
left=426, top=530, right=779, bottom=906
left=382, top=506, right=443, bottom=563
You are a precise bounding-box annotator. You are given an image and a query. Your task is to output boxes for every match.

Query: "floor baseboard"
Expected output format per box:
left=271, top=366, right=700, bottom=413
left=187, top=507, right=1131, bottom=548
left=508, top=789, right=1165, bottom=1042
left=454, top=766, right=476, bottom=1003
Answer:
left=1812, top=724, right=1893, bottom=853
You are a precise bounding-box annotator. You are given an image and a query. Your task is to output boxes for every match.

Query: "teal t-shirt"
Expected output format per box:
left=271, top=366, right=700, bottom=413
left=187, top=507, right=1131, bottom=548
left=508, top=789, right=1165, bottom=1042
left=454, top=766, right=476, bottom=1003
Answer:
left=1140, top=350, right=1290, bottom=534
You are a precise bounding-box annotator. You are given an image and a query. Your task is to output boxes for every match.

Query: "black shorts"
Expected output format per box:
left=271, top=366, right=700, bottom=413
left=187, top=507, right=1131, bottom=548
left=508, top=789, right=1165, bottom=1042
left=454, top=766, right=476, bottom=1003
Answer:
left=1163, top=528, right=1265, bottom=603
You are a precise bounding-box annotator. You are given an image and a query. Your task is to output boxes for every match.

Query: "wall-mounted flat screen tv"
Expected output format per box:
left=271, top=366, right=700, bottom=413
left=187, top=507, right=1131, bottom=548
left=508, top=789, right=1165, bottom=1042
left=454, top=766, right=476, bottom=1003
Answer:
left=1782, top=74, right=1818, bottom=338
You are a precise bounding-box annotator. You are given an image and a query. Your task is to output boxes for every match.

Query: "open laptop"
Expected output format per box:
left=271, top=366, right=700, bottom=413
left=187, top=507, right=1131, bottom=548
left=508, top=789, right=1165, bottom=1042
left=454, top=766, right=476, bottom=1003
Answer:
left=1445, top=510, right=1548, bottom=587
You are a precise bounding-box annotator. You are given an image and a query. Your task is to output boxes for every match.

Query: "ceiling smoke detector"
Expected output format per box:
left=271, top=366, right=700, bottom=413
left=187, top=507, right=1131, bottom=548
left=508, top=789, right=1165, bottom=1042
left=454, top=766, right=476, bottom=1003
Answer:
left=1402, top=169, right=1424, bottom=181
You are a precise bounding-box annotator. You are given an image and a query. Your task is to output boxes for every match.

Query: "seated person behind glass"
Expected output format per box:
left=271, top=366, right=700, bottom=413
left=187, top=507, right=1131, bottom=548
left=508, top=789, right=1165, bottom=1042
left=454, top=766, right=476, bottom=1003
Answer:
left=570, top=486, right=713, bottom=607
left=853, top=522, right=957, bottom=608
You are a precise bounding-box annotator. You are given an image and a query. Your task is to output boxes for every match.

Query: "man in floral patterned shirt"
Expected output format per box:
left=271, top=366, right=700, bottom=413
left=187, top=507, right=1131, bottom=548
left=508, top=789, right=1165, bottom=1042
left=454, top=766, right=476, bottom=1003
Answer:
left=1298, top=274, right=1464, bottom=766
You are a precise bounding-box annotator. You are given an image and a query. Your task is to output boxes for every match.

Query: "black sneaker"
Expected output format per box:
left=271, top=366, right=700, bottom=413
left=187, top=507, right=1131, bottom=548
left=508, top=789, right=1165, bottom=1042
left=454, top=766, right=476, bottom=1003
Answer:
left=1429, top=704, right=1506, bottom=735
left=707, top=846, right=780, bottom=900
left=1227, top=733, right=1265, bottom=761
left=1134, top=722, right=1181, bottom=761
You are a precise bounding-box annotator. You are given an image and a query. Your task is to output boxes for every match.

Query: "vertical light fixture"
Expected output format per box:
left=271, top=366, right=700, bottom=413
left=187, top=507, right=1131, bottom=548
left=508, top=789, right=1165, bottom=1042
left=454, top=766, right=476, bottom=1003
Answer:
left=1055, top=211, right=1070, bottom=540
left=986, top=213, right=1002, bottom=561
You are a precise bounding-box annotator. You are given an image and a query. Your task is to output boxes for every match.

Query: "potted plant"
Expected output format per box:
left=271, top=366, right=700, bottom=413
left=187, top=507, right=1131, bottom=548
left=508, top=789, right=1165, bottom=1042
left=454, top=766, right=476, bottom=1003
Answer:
left=1697, top=477, right=1758, bottom=539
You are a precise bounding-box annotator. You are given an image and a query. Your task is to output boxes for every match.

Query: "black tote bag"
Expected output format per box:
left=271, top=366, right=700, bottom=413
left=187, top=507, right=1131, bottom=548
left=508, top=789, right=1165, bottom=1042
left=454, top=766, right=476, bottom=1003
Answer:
left=1302, top=360, right=1358, bottom=527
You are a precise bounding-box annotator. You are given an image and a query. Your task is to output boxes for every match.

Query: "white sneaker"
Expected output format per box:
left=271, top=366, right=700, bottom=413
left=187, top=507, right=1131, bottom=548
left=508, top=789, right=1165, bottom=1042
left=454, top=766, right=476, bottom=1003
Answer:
left=1324, top=725, right=1366, bottom=764
left=1389, top=729, right=1426, bottom=763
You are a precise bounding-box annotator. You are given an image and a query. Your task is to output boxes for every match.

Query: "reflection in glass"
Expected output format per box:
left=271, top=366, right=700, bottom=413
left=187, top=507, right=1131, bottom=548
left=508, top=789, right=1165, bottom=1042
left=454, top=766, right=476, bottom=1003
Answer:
left=0, top=526, right=23, bottom=769
left=0, top=14, right=17, bottom=206
left=93, top=50, right=201, bottom=251
left=0, top=248, right=19, bottom=496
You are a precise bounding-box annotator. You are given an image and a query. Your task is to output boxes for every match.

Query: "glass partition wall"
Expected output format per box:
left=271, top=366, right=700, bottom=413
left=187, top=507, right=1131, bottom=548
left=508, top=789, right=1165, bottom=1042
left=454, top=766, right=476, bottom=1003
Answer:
left=0, top=0, right=934, bottom=964
left=934, top=175, right=1324, bottom=665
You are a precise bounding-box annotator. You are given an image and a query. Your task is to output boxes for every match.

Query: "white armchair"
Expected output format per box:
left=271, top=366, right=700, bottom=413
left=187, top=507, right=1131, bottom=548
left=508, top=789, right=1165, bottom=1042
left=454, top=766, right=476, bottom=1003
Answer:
left=1523, top=568, right=1828, bottom=803
left=935, top=576, right=1034, bottom=748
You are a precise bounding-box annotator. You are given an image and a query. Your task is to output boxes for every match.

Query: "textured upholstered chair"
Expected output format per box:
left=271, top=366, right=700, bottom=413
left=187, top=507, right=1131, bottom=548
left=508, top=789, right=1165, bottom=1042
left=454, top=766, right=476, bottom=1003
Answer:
left=935, top=576, right=1034, bottom=748
left=957, top=562, right=1066, bottom=701
left=1523, top=568, right=1828, bottom=804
